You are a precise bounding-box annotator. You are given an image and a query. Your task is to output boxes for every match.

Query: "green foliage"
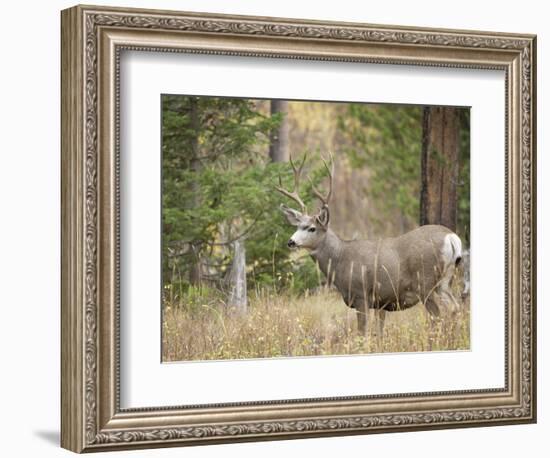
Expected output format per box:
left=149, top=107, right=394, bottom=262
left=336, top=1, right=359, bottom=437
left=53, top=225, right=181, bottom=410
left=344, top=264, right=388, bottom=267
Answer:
left=338, top=104, right=470, bottom=243
left=162, top=95, right=470, bottom=299
left=288, top=256, right=322, bottom=293
left=338, top=104, right=423, bottom=227
left=162, top=95, right=323, bottom=293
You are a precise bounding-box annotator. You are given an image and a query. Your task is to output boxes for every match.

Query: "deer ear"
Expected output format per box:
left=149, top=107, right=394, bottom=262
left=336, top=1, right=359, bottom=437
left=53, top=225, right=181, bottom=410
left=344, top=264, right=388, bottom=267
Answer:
left=316, top=205, right=330, bottom=228
left=280, top=204, right=303, bottom=226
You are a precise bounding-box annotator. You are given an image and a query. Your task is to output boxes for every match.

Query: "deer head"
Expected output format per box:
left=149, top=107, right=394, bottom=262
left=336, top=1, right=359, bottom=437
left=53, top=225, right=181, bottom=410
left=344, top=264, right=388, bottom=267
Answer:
left=276, top=153, right=334, bottom=251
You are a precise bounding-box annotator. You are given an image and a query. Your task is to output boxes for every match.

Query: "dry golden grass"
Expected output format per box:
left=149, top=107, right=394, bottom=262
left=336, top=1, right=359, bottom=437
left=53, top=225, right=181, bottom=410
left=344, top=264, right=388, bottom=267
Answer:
left=162, top=288, right=470, bottom=362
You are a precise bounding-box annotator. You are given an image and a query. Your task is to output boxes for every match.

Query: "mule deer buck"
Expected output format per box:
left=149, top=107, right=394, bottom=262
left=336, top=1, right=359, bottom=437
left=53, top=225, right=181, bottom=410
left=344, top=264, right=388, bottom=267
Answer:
left=276, top=154, right=463, bottom=338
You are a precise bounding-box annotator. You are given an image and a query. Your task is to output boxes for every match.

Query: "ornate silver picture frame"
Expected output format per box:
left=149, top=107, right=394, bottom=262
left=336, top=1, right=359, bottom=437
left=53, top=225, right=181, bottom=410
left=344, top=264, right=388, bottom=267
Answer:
left=61, top=4, right=536, bottom=453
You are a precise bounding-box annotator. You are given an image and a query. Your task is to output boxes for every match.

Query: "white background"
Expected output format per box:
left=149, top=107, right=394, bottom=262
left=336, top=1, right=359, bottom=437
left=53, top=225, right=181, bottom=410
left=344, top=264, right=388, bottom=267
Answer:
left=0, top=0, right=546, bottom=457
left=121, top=53, right=505, bottom=407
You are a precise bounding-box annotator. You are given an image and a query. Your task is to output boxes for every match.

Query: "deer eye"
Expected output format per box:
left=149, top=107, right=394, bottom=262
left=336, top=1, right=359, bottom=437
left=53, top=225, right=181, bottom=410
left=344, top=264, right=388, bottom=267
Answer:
left=308, top=227, right=316, bottom=233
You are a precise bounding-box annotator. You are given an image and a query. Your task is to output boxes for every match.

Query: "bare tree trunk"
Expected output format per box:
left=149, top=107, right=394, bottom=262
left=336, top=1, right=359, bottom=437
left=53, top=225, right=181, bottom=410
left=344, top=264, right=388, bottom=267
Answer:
left=269, top=100, right=290, bottom=162
left=420, top=106, right=460, bottom=231
left=227, top=239, right=247, bottom=313
left=188, top=97, right=203, bottom=286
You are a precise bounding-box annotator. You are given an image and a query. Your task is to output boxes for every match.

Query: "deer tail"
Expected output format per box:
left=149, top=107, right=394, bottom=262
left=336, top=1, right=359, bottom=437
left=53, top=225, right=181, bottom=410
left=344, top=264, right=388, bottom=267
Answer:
left=443, top=233, right=462, bottom=268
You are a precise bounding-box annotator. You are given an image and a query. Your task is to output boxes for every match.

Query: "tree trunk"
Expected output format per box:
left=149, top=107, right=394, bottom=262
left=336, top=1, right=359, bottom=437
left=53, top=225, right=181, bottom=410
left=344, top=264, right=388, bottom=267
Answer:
left=420, top=106, right=460, bottom=231
left=227, top=239, right=247, bottom=313
left=188, top=97, right=203, bottom=286
left=269, top=100, right=290, bottom=162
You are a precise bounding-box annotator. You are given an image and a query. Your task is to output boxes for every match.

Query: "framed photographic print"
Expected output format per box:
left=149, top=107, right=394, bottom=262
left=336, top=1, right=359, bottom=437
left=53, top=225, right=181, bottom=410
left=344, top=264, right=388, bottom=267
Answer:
left=61, top=4, right=537, bottom=453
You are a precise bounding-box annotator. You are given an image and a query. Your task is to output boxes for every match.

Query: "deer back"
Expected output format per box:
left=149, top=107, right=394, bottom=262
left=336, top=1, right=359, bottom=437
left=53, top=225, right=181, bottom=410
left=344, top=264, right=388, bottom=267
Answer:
left=327, top=225, right=455, bottom=309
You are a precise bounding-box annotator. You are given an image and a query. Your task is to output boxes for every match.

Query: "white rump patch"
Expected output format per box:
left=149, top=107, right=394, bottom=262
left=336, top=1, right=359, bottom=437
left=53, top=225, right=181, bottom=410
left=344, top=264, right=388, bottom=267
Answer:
left=438, top=233, right=464, bottom=313
left=442, top=233, right=462, bottom=268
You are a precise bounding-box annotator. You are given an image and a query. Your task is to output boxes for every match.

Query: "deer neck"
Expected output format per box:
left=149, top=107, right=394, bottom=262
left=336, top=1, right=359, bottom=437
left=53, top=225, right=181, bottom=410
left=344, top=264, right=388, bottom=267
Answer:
left=310, top=229, right=343, bottom=278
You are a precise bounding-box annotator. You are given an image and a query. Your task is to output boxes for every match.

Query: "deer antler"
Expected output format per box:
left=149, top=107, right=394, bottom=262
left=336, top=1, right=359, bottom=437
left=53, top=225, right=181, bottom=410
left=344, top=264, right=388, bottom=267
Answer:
left=310, top=152, right=334, bottom=208
left=275, top=153, right=308, bottom=213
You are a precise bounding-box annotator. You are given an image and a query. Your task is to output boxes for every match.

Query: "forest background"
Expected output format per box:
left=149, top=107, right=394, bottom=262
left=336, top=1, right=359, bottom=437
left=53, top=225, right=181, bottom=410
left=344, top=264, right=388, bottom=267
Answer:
left=161, top=95, right=470, bottom=361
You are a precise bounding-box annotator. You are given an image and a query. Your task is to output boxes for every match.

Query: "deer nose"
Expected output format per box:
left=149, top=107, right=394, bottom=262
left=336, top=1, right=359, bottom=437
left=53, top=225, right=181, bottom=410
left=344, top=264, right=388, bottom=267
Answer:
left=287, top=239, right=296, bottom=248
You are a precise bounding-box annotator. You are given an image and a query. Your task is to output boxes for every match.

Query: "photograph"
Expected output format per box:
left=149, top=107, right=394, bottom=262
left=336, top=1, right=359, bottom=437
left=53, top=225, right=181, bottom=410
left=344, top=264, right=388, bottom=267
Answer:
left=59, top=4, right=536, bottom=452
left=161, top=95, right=471, bottom=362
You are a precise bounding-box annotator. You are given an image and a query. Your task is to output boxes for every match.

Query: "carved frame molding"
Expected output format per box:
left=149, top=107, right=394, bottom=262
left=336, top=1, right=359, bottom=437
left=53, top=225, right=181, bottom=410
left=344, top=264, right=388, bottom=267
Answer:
left=61, top=4, right=536, bottom=453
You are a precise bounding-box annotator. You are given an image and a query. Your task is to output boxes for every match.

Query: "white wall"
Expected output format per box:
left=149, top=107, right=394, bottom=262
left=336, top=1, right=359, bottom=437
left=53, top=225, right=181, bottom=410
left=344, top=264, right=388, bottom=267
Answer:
left=0, top=1, right=545, bottom=456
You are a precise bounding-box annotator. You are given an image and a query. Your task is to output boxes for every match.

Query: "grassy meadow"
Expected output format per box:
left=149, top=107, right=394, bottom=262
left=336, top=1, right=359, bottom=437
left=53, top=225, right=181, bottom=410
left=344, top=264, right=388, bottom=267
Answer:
left=162, top=287, right=470, bottom=362
left=161, top=96, right=471, bottom=363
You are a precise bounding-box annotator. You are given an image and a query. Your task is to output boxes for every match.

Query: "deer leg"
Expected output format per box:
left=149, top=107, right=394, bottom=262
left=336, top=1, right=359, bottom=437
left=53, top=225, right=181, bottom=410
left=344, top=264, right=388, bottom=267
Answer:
left=378, top=310, right=386, bottom=336
left=356, top=301, right=368, bottom=338
left=441, top=290, right=461, bottom=315
left=425, top=296, right=441, bottom=351
left=424, top=296, right=441, bottom=318
left=373, top=309, right=386, bottom=349
left=353, top=299, right=369, bottom=339
left=438, top=264, right=462, bottom=313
